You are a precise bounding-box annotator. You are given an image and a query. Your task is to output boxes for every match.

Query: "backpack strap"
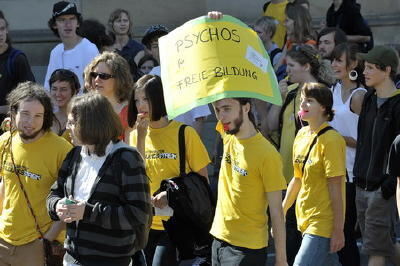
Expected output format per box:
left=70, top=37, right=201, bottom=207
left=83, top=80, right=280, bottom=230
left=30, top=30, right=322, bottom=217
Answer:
left=263, top=1, right=271, bottom=12
left=269, top=47, right=282, bottom=65
left=301, top=126, right=333, bottom=175
left=6, top=48, right=23, bottom=78
left=178, top=124, right=188, bottom=177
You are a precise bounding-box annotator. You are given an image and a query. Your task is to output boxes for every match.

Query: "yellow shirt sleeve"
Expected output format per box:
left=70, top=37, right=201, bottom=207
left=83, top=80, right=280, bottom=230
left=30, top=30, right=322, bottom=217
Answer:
left=322, top=136, right=346, bottom=178
left=185, top=125, right=211, bottom=173
left=262, top=149, right=287, bottom=192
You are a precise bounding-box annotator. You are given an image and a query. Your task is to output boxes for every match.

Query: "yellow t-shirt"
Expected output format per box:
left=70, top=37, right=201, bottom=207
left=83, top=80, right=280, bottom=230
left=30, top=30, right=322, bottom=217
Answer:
left=293, top=123, right=346, bottom=238
left=129, top=120, right=210, bottom=230
left=210, top=126, right=287, bottom=249
left=264, top=0, right=288, bottom=48
left=0, top=131, right=72, bottom=245
left=279, top=83, right=300, bottom=183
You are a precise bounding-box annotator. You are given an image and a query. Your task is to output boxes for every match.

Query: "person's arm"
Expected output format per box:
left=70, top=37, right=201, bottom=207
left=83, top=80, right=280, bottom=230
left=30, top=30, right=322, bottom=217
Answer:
left=342, top=136, right=357, bottom=148
left=136, top=113, right=149, bottom=159
left=254, top=99, right=277, bottom=137
left=267, top=190, right=288, bottom=266
left=47, top=149, right=76, bottom=221
left=43, top=221, right=65, bottom=241
left=327, top=176, right=345, bottom=253
left=397, top=178, right=400, bottom=218
left=0, top=178, right=4, bottom=214
left=282, top=177, right=301, bottom=216
left=350, top=90, right=366, bottom=116
left=196, top=166, right=209, bottom=183
left=134, top=50, right=145, bottom=65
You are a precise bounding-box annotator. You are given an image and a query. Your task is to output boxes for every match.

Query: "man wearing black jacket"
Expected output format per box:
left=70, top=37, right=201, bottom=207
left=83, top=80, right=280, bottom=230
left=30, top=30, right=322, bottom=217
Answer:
left=354, top=46, right=400, bottom=266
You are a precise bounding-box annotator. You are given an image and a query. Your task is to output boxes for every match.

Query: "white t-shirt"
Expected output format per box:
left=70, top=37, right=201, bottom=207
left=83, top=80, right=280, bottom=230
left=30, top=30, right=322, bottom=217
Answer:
left=329, top=82, right=366, bottom=182
left=150, top=66, right=211, bottom=126
left=44, top=38, right=99, bottom=91
left=74, top=142, right=113, bottom=202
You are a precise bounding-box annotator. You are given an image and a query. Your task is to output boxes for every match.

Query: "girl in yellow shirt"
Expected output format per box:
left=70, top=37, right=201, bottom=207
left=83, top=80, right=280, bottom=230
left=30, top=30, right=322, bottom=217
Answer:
left=283, top=82, right=346, bottom=266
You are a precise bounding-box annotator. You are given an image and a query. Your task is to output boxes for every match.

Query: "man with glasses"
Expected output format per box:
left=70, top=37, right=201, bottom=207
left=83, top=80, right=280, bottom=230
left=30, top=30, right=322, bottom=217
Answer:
left=0, top=81, right=72, bottom=265
left=44, top=1, right=98, bottom=92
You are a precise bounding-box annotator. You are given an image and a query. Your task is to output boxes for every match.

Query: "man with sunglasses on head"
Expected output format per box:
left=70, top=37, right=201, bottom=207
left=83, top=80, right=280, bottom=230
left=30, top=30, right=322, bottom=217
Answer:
left=44, top=1, right=98, bottom=93
left=0, top=81, right=72, bottom=265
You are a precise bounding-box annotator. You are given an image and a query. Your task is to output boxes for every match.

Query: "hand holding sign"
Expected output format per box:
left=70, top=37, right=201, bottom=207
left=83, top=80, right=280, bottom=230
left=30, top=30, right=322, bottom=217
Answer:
left=159, top=15, right=281, bottom=119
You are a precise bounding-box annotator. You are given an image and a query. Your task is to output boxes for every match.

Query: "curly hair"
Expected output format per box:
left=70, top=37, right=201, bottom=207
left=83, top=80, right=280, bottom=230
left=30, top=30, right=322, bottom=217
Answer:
left=7, top=81, right=54, bottom=132
left=89, top=51, right=134, bottom=103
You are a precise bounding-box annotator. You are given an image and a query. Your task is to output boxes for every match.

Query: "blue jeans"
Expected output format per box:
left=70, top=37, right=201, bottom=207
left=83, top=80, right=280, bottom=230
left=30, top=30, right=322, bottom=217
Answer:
left=294, top=234, right=340, bottom=266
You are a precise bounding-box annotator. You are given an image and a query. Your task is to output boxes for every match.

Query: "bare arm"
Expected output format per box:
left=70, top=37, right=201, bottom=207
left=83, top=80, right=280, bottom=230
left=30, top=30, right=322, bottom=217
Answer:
left=282, top=177, right=301, bottom=215
left=350, top=90, right=366, bottom=116
left=196, top=166, right=209, bottom=182
left=134, top=50, right=145, bottom=65
left=397, top=178, right=400, bottom=219
left=342, top=136, right=357, bottom=148
left=0, top=179, right=3, bottom=214
left=267, top=190, right=288, bottom=266
left=44, top=221, right=66, bottom=241
left=327, top=176, right=345, bottom=253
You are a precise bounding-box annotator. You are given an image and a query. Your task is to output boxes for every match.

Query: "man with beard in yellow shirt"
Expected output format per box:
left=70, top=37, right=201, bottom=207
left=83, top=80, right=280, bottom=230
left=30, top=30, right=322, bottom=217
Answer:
left=211, top=97, right=287, bottom=266
left=0, top=82, right=72, bottom=265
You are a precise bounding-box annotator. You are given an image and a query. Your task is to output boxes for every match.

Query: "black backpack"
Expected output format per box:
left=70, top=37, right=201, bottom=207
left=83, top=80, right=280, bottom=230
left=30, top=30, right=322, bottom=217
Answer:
left=158, top=125, right=215, bottom=260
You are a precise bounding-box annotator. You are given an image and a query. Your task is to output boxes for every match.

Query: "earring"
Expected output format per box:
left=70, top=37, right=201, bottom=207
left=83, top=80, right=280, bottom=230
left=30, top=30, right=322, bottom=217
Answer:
left=349, top=70, right=358, bottom=81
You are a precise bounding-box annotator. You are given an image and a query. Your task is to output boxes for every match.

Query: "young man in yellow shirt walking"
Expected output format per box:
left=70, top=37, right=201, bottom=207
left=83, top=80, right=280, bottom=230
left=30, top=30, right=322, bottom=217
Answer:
left=211, top=97, right=288, bottom=266
left=0, top=82, right=72, bottom=265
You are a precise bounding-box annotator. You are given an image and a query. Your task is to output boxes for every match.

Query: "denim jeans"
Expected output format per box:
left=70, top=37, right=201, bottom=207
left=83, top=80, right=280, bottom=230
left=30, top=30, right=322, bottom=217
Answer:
left=294, top=234, right=340, bottom=266
left=144, top=229, right=178, bottom=266
left=211, top=238, right=267, bottom=266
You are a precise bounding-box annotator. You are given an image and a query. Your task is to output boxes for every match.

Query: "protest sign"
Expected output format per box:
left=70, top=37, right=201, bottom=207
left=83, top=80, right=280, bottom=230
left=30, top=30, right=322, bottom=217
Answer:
left=159, top=15, right=281, bottom=119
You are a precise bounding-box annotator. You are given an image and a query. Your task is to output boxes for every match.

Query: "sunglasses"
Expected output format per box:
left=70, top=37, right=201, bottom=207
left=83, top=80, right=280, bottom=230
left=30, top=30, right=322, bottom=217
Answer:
left=90, top=72, right=115, bottom=80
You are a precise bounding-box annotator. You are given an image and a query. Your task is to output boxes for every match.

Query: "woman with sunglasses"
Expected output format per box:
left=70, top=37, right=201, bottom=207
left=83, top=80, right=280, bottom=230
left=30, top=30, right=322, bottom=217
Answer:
left=268, top=44, right=333, bottom=265
left=88, top=51, right=134, bottom=141
left=283, top=82, right=346, bottom=266
left=49, top=69, right=80, bottom=142
left=128, top=75, right=210, bottom=266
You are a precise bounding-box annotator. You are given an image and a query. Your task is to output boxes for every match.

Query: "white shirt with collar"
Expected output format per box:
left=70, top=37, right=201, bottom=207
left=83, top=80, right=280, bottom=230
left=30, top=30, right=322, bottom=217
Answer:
left=73, top=141, right=113, bottom=202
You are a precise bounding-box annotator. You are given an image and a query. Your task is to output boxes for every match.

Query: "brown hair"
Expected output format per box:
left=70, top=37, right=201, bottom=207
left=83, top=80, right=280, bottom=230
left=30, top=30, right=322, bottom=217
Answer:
left=127, top=75, right=167, bottom=127
left=301, top=82, right=335, bottom=121
left=108, top=9, right=132, bottom=39
left=287, top=44, right=334, bottom=86
left=7, top=81, right=54, bottom=132
left=69, top=92, right=122, bottom=156
left=285, top=3, right=315, bottom=44
left=89, top=51, right=134, bottom=103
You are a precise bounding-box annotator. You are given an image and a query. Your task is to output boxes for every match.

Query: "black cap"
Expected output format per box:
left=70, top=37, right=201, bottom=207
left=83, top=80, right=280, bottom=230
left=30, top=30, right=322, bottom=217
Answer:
left=142, top=25, right=169, bottom=48
left=358, top=45, right=399, bottom=72
left=52, top=1, right=80, bottom=18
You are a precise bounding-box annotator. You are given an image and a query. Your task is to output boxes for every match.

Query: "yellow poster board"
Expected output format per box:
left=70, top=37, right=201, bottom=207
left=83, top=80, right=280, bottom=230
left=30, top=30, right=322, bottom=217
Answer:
left=159, top=15, right=281, bottom=119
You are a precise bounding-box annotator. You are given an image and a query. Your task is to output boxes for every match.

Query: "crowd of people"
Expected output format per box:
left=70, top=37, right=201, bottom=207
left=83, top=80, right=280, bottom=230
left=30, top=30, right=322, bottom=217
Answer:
left=0, top=0, right=400, bottom=266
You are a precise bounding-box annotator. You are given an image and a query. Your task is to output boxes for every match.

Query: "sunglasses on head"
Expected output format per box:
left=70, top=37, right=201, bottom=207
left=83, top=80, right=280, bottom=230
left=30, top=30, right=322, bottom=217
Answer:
left=90, top=72, right=115, bottom=80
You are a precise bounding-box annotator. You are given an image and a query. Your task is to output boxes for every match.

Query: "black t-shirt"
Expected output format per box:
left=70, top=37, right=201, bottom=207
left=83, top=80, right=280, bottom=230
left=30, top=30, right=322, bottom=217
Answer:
left=0, top=46, right=35, bottom=106
left=326, top=2, right=373, bottom=52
